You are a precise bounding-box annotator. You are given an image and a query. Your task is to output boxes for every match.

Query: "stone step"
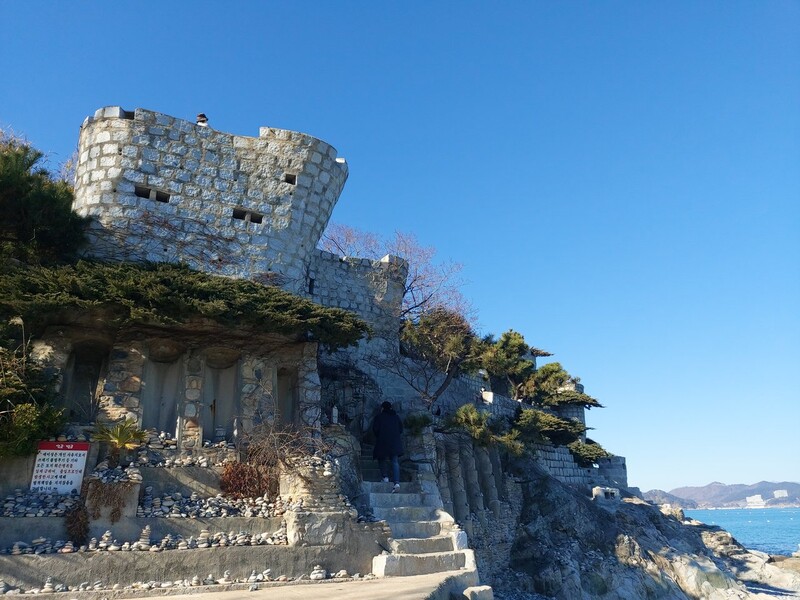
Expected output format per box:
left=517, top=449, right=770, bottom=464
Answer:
left=374, top=505, right=440, bottom=522
left=372, top=549, right=475, bottom=577
left=369, top=492, right=434, bottom=507
left=391, top=535, right=455, bottom=554
left=389, top=520, right=446, bottom=539
left=362, top=481, right=419, bottom=494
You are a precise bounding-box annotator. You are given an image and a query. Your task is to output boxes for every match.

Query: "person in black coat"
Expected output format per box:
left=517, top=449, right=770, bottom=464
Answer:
left=372, top=401, right=403, bottom=489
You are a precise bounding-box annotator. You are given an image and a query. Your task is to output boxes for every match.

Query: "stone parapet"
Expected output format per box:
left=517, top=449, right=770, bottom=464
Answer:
left=74, top=107, right=348, bottom=295
left=310, top=250, right=407, bottom=335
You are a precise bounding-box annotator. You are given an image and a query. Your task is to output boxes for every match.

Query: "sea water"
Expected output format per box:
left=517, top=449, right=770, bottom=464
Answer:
left=685, top=507, right=800, bottom=556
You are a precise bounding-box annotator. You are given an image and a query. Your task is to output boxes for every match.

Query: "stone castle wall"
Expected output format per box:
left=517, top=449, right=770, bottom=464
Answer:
left=310, top=250, right=407, bottom=335
left=73, top=107, right=348, bottom=295
left=72, top=107, right=407, bottom=329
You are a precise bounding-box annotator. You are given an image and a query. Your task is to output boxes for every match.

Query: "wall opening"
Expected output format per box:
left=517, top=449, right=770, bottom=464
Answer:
left=283, top=173, right=297, bottom=185
left=134, top=186, right=170, bottom=203
left=232, top=208, right=264, bottom=224
left=60, top=343, right=109, bottom=424
left=276, top=368, right=298, bottom=426
left=141, top=357, right=183, bottom=435
left=202, top=361, right=241, bottom=441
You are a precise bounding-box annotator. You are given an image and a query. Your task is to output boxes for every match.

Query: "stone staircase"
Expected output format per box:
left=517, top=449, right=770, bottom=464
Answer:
left=360, top=444, right=478, bottom=581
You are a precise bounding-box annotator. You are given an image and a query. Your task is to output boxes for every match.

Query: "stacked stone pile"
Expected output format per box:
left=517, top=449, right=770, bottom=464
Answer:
left=0, top=564, right=370, bottom=595
left=1, top=522, right=288, bottom=555
left=131, top=430, right=236, bottom=468
left=2, top=489, right=80, bottom=517
left=137, top=488, right=286, bottom=518
left=89, top=462, right=143, bottom=484
left=281, top=454, right=356, bottom=514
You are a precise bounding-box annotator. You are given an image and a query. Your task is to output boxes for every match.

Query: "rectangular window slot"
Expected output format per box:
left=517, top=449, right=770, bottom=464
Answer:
left=284, top=173, right=297, bottom=185
left=121, top=110, right=136, bottom=120
left=308, top=278, right=315, bottom=295
left=135, top=185, right=170, bottom=203
left=232, top=208, right=264, bottom=224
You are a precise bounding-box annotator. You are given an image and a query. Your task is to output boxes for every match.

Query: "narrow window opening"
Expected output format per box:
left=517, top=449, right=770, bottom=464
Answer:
left=134, top=185, right=150, bottom=199
left=308, top=278, right=315, bottom=295
left=284, top=173, right=297, bottom=185
left=232, top=208, right=263, bottom=224
left=155, top=190, right=170, bottom=203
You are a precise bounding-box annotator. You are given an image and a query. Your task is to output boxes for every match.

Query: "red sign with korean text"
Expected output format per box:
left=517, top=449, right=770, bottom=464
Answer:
left=31, top=441, right=91, bottom=494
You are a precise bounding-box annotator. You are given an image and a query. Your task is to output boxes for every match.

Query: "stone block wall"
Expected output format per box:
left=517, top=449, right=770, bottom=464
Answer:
left=73, top=107, right=348, bottom=295
left=34, top=326, right=321, bottom=451
left=310, top=250, right=407, bottom=335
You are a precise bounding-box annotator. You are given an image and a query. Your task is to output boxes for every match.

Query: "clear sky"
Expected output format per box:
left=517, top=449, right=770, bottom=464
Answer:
left=1, top=2, right=798, bottom=493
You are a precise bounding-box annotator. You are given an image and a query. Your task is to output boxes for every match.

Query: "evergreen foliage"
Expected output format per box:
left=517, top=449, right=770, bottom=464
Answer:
left=395, top=307, right=486, bottom=407
left=0, top=133, right=88, bottom=264
left=449, top=404, right=524, bottom=455
left=568, top=438, right=613, bottom=467
left=515, top=407, right=588, bottom=447
left=403, top=412, right=433, bottom=436
left=529, top=362, right=603, bottom=409
left=0, top=261, right=370, bottom=350
left=0, top=319, right=64, bottom=457
left=481, top=330, right=535, bottom=400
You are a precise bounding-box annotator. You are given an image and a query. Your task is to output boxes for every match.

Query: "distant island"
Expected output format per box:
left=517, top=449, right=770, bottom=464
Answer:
left=644, top=481, right=800, bottom=509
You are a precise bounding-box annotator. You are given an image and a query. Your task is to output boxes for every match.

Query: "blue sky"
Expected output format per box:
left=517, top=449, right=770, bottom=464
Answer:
left=1, top=2, right=798, bottom=492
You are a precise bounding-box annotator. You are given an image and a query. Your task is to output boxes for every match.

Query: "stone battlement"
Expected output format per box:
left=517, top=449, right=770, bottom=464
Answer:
left=74, top=107, right=348, bottom=295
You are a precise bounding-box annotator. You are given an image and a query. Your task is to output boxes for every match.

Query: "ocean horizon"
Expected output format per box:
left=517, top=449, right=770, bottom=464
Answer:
left=685, top=507, right=800, bottom=556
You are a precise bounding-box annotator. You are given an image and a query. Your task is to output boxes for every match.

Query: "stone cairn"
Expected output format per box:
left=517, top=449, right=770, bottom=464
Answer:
left=137, top=488, right=286, bottom=518
left=1, top=523, right=288, bottom=555
left=3, top=489, right=80, bottom=517
left=0, top=567, right=373, bottom=594
left=281, top=454, right=356, bottom=514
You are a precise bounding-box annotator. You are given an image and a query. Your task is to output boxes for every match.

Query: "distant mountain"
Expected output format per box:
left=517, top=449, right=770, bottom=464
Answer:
left=665, top=481, right=800, bottom=508
left=643, top=489, right=698, bottom=509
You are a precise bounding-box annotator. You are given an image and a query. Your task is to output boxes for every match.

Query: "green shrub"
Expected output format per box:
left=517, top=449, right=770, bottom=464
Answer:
left=568, top=439, right=612, bottom=467
left=515, top=408, right=587, bottom=447
left=92, top=420, right=147, bottom=467
left=448, top=404, right=524, bottom=455
left=449, top=404, right=494, bottom=446
left=0, top=318, right=63, bottom=457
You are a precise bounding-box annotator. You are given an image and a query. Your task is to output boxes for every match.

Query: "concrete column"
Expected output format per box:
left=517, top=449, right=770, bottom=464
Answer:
left=474, top=445, right=500, bottom=515
left=444, top=435, right=469, bottom=523
left=435, top=435, right=454, bottom=517
left=459, top=439, right=485, bottom=518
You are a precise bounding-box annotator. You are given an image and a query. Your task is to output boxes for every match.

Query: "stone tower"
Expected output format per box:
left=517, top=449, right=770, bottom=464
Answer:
left=73, top=107, right=349, bottom=295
